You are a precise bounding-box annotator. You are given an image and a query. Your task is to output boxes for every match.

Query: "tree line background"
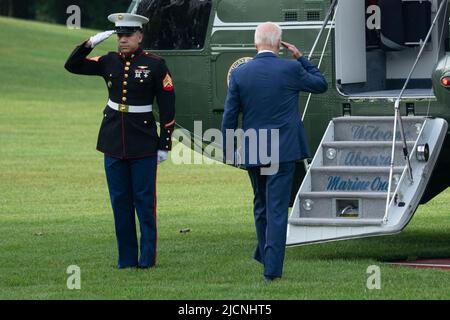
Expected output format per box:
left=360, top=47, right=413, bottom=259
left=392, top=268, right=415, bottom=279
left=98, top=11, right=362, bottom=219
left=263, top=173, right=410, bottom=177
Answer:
left=0, top=0, right=133, bottom=29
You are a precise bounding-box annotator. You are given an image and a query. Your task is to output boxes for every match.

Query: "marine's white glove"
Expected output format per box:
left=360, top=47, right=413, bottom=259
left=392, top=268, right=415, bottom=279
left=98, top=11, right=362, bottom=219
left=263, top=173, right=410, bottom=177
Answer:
left=89, top=30, right=115, bottom=48
left=157, top=150, right=169, bottom=164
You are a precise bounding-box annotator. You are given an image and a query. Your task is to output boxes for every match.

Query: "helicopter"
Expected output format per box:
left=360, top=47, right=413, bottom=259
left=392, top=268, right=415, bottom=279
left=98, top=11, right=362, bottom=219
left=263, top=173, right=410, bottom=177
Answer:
left=125, top=0, right=450, bottom=246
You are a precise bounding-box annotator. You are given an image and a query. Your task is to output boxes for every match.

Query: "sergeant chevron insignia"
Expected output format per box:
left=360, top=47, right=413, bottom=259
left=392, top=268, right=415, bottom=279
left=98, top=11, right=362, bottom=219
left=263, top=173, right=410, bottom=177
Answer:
left=163, top=73, right=174, bottom=91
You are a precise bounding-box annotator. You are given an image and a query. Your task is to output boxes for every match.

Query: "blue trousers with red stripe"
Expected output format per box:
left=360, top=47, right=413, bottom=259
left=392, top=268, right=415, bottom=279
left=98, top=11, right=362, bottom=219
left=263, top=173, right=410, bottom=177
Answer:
left=104, top=155, right=158, bottom=269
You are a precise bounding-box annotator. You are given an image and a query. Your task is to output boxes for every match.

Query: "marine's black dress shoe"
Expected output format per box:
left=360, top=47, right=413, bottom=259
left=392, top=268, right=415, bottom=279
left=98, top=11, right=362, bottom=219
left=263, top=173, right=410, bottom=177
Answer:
left=138, top=265, right=155, bottom=270
left=264, top=276, right=281, bottom=282
left=117, top=264, right=138, bottom=269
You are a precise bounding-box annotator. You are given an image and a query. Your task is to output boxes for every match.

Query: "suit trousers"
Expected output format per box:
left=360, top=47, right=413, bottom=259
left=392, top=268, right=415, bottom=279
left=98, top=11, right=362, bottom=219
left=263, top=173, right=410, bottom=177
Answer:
left=104, top=155, right=158, bottom=269
left=247, top=161, right=296, bottom=278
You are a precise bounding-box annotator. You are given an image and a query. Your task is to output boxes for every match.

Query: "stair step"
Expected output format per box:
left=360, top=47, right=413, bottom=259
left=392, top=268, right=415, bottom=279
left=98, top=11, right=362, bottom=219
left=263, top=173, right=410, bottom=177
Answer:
left=332, top=116, right=426, bottom=122
left=322, top=141, right=416, bottom=147
left=287, top=116, right=449, bottom=246
left=289, top=217, right=384, bottom=227
left=333, top=116, right=425, bottom=142
left=312, top=166, right=405, bottom=172
left=310, top=166, right=404, bottom=192
left=296, top=191, right=392, bottom=220
left=298, top=191, right=392, bottom=199
left=321, top=141, right=416, bottom=166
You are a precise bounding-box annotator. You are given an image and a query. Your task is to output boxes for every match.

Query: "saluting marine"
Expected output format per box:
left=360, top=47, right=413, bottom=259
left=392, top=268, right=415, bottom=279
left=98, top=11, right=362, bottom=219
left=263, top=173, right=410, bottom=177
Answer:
left=65, top=13, right=175, bottom=269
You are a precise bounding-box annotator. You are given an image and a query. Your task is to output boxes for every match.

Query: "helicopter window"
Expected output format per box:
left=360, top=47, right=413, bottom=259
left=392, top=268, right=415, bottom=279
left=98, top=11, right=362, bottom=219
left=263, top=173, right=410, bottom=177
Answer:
left=136, top=0, right=212, bottom=50
left=284, top=11, right=299, bottom=22
left=306, top=11, right=321, bottom=22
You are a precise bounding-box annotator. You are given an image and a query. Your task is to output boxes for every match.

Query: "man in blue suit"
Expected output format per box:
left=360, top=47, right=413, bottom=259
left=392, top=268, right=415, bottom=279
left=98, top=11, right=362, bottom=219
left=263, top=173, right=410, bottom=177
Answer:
left=221, top=22, right=327, bottom=282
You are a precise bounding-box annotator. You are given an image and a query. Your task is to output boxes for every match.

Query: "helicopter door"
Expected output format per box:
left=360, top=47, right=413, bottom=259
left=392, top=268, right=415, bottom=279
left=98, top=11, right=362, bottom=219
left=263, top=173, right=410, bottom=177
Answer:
left=334, top=0, right=448, bottom=99
left=335, top=0, right=367, bottom=85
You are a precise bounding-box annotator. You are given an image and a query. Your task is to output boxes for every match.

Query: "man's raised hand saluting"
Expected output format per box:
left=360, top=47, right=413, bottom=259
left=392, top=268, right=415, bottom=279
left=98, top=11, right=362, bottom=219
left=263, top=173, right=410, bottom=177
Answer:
left=281, top=41, right=303, bottom=59
left=86, top=30, right=116, bottom=48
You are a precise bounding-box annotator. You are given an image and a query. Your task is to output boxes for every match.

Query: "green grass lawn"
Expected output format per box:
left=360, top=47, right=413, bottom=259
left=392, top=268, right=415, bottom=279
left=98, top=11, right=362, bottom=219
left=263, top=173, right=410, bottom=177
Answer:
left=1, top=16, right=450, bottom=300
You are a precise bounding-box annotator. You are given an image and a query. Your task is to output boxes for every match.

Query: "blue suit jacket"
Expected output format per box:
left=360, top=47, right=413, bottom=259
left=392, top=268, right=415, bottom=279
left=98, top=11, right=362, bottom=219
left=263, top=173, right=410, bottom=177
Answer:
left=221, top=52, right=328, bottom=167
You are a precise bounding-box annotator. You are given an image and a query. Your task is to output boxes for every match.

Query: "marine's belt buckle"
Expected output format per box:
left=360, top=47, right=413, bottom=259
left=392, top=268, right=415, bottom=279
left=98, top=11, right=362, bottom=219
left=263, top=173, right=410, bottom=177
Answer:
left=119, top=104, right=129, bottom=112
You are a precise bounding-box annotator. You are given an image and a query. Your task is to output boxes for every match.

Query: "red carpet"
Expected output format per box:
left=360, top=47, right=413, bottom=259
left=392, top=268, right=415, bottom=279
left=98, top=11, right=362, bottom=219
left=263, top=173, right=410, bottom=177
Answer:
left=386, top=258, right=450, bottom=270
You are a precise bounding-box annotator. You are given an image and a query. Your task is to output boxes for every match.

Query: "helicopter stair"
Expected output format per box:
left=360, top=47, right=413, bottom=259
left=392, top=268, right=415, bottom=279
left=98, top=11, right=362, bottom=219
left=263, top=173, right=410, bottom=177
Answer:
left=287, top=116, right=448, bottom=246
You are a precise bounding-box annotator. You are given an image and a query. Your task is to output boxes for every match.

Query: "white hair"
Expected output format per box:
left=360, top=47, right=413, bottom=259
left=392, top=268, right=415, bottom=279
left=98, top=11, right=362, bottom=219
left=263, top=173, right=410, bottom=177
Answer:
left=254, top=22, right=282, bottom=48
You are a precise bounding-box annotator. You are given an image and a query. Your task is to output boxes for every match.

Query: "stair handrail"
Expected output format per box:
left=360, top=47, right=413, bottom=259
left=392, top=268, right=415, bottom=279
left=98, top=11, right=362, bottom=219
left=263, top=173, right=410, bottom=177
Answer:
left=383, top=0, right=449, bottom=224
left=302, top=0, right=339, bottom=172
left=127, top=0, right=142, bottom=13
left=307, top=0, right=339, bottom=62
